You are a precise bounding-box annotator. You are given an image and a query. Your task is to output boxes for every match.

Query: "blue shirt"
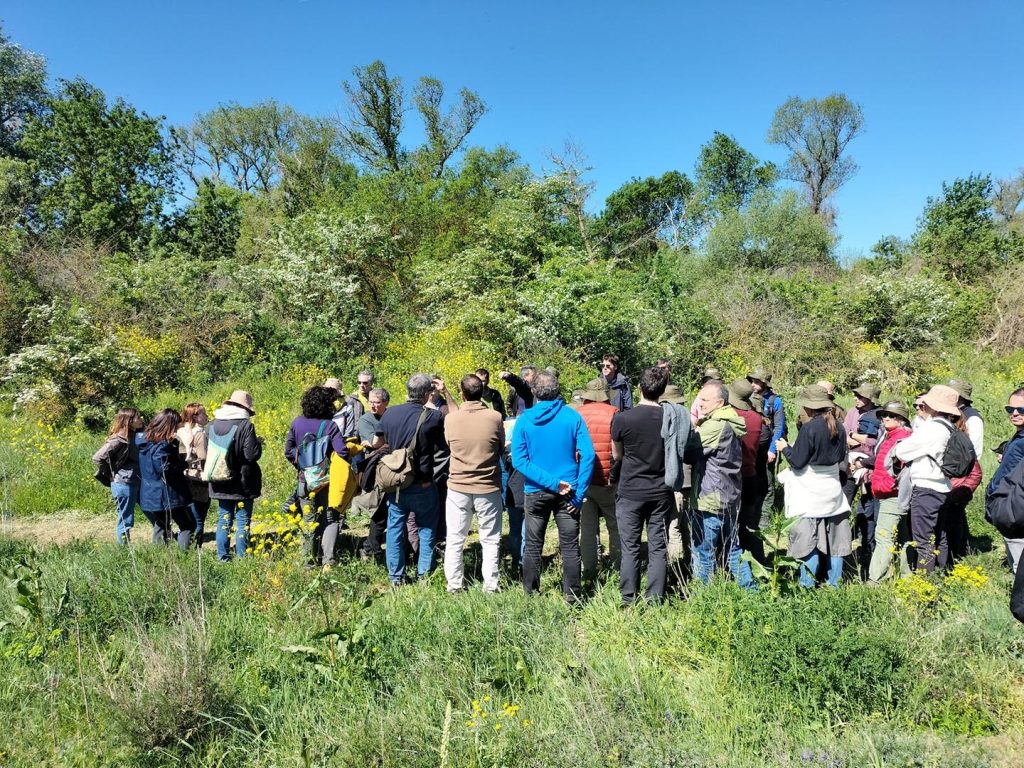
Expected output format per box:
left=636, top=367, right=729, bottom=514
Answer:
left=511, top=399, right=595, bottom=508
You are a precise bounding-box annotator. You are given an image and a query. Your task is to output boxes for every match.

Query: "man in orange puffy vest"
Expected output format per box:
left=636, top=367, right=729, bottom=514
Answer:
left=578, top=378, right=621, bottom=580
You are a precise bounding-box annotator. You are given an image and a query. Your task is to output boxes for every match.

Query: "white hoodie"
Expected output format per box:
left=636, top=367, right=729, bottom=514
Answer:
left=891, top=417, right=952, bottom=493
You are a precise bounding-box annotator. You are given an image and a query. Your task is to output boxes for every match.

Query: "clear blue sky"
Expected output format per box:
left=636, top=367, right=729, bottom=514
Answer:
left=5, top=0, right=1022, bottom=257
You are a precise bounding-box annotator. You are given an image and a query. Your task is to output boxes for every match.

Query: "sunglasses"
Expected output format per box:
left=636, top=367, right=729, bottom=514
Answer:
left=1006, top=406, right=1024, bottom=416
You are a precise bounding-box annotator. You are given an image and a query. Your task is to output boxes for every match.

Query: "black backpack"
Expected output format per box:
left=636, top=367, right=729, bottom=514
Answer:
left=936, top=419, right=976, bottom=479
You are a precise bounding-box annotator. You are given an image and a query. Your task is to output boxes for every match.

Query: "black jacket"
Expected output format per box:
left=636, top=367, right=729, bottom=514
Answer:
left=782, top=415, right=847, bottom=469
left=209, top=417, right=263, bottom=500
left=504, top=374, right=534, bottom=416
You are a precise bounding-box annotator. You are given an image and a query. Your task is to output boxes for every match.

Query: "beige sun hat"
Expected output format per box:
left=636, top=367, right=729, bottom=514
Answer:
left=815, top=380, right=837, bottom=399
left=728, top=379, right=754, bottom=410
left=224, top=390, right=255, bottom=415
left=920, top=384, right=961, bottom=416
left=323, top=377, right=344, bottom=395
left=797, top=384, right=834, bottom=411
left=659, top=384, right=687, bottom=405
left=581, top=378, right=610, bottom=403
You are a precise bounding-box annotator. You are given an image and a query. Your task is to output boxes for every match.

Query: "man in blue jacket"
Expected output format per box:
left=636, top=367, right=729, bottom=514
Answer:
left=512, top=370, right=596, bottom=605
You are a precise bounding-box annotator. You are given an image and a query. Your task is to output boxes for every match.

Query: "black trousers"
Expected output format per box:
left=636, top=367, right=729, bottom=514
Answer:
left=944, top=486, right=973, bottom=562
left=738, top=477, right=766, bottom=565
left=908, top=487, right=949, bottom=574
left=616, top=492, right=671, bottom=605
left=362, top=498, right=388, bottom=556
left=1011, top=559, right=1024, bottom=625
left=522, top=491, right=581, bottom=605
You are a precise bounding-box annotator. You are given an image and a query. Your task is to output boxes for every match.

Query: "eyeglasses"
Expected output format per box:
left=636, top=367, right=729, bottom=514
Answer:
left=1005, top=406, right=1024, bottom=416
left=914, top=403, right=925, bottom=410
left=601, top=363, right=614, bottom=369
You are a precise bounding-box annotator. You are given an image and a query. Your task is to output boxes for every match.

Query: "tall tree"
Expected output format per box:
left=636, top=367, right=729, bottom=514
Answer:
left=692, top=131, right=776, bottom=219
left=19, top=78, right=174, bottom=252
left=993, top=168, right=1024, bottom=236
left=766, top=94, right=864, bottom=221
left=339, top=61, right=404, bottom=172
left=0, top=25, right=48, bottom=158
left=412, top=77, right=487, bottom=177
left=597, top=171, right=694, bottom=256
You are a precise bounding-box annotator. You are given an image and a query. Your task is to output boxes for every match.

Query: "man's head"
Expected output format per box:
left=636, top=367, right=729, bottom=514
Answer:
left=475, top=368, right=490, bottom=387
left=520, top=365, right=538, bottom=384
left=357, top=370, right=374, bottom=395
left=1007, top=388, right=1024, bottom=429
left=601, top=354, right=620, bottom=380
left=406, top=373, right=433, bottom=404
left=853, top=382, right=881, bottom=409
left=950, top=378, right=973, bottom=406
left=746, top=367, right=772, bottom=394
left=698, top=382, right=729, bottom=418
left=532, top=371, right=561, bottom=402
left=461, top=373, right=484, bottom=401
left=369, top=387, right=390, bottom=416
left=639, top=367, right=669, bottom=402
left=656, top=358, right=671, bottom=372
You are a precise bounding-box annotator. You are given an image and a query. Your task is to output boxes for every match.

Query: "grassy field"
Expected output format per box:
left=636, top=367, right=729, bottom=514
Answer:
left=2, top=365, right=1024, bottom=766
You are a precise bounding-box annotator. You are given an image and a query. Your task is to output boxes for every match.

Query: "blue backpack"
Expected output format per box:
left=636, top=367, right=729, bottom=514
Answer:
left=297, top=420, right=332, bottom=496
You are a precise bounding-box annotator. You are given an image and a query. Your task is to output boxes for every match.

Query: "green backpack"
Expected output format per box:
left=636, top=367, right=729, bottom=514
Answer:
left=202, top=424, right=239, bottom=483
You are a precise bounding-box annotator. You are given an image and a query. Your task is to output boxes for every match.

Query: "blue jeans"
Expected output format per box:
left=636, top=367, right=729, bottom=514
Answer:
left=386, top=484, right=438, bottom=583
left=506, top=504, right=526, bottom=567
left=799, top=551, right=844, bottom=588
left=111, top=481, right=138, bottom=544
left=690, top=505, right=754, bottom=589
left=216, top=499, right=253, bottom=560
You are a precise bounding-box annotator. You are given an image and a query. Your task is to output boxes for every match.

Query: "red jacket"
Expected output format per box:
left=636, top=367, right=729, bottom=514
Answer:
left=579, top=401, right=617, bottom=486
left=870, top=426, right=912, bottom=497
left=735, top=407, right=762, bottom=478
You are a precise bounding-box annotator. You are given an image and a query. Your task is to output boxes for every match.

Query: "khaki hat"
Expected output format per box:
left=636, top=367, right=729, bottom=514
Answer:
left=949, top=379, right=973, bottom=402
left=659, top=384, right=687, bottom=405
left=323, top=377, right=344, bottom=395
left=877, top=400, right=911, bottom=423
left=224, top=389, right=255, bottom=415
left=747, top=367, right=772, bottom=384
left=700, top=366, right=723, bottom=384
left=853, top=382, right=882, bottom=403
left=797, top=384, right=834, bottom=412
left=728, top=379, right=754, bottom=410
left=815, top=380, right=836, bottom=399
left=581, top=378, right=610, bottom=403
left=920, top=384, right=961, bottom=416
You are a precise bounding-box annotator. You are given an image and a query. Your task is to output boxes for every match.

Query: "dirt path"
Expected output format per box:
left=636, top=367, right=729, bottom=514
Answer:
left=1, top=513, right=123, bottom=547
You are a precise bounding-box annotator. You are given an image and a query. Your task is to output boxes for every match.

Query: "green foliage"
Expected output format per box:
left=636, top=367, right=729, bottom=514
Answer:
left=595, top=170, right=693, bottom=256
left=706, top=188, right=836, bottom=269
left=692, top=130, right=777, bottom=221
left=843, top=272, right=955, bottom=350
left=19, top=78, right=175, bottom=252
left=0, top=25, right=48, bottom=157
left=914, top=174, right=1016, bottom=283
left=767, top=93, right=865, bottom=218
left=171, top=178, right=245, bottom=261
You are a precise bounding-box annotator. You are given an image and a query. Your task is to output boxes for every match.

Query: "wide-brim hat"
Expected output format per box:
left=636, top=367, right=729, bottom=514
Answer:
left=797, top=384, right=834, bottom=411
left=876, top=400, right=911, bottom=423
left=700, top=367, right=723, bottom=385
left=659, top=384, right=687, bottom=405
left=949, top=378, right=973, bottom=402
left=853, top=382, right=882, bottom=403
left=747, top=367, right=772, bottom=384
left=728, top=379, right=754, bottom=410
left=323, top=377, right=344, bottom=395
left=581, top=378, right=610, bottom=402
left=815, top=380, right=836, bottom=399
left=920, top=384, right=961, bottom=416
left=224, top=389, right=255, bottom=415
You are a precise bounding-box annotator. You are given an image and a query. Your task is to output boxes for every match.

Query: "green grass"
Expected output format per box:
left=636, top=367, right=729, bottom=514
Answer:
left=0, top=533, right=1022, bottom=767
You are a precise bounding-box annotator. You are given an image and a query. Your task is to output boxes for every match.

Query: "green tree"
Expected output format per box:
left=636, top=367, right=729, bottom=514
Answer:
left=767, top=94, right=864, bottom=221
left=172, top=178, right=245, bottom=261
left=0, top=26, right=48, bottom=157
left=914, top=174, right=1004, bottom=283
left=993, top=168, right=1023, bottom=237
left=705, top=188, right=835, bottom=269
left=692, top=131, right=776, bottom=219
left=595, top=171, right=693, bottom=257
left=411, top=76, right=487, bottom=177
left=19, top=78, right=174, bottom=252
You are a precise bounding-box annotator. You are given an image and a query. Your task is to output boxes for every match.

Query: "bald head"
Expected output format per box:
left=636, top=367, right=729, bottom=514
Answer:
left=698, top=382, right=728, bottom=419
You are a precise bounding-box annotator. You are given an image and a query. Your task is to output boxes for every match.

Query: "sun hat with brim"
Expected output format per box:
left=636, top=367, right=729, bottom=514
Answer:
left=581, top=378, right=610, bottom=402
left=323, top=377, right=344, bottom=395
left=797, top=384, right=834, bottom=411
left=728, top=379, right=754, bottom=410
left=853, top=382, right=882, bottom=403
left=659, top=385, right=687, bottom=405
left=920, top=384, right=961, bottom=416
left=876, top=401, right=911, bottom=423
left=815, top=380, right=836, bottom=399
left=949, top=379, right=973, bottom=402
left=747, top=367, right=772, bottom=384
left=700, top=367, right=723, bottom=384
left=224, top=389, right=255, bottom=415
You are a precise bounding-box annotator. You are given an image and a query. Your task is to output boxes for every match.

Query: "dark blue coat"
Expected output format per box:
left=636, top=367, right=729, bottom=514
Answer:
left=138, top=437, right=192, bottom=512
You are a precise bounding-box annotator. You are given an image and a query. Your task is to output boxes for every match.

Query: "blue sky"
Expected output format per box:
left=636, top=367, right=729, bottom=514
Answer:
left=5, top=0, right=1022, bottom=257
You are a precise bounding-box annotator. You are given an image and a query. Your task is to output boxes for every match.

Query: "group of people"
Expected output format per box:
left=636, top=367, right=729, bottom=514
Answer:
left=91, top=358, right=1024, bottom=609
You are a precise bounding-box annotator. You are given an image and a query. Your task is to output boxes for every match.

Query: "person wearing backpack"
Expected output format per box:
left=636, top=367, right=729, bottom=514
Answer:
left=208, top=390, right=263, bottom=561
left=138, top=409, right=196, bottom=549
left=890, top=385, right=966, bottom=574
left=371, top=374, right=449, bottom=585
left=985, top=387, right=1024, bottom=573
left=93, top=407, right=144, bottom=544
left=286, top=386, right=351, bottom=568
left=177, top=403, right=210, bottom=549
